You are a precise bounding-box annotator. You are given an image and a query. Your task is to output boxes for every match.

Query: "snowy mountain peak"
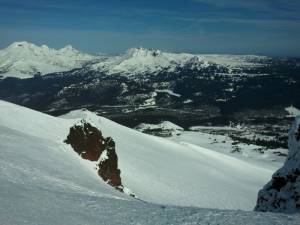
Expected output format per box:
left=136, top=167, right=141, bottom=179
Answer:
left=41, top=44, right=50, bottom=51
left=7, top=41, right=35, bottom=49
left=127, top=48, right=162, bottom=58
left=6, top=41, right=76, bottom=52
left=91, top=47, right=269, bottom=76
left=91, top=48, right=203, bottom=75
left=62, top=44, right=74, bottom=50
left=0, top=42, right=271, bottom=79
left=0, top=42, right=96, bottom=79
left=59, top=44, right=80, bottom=54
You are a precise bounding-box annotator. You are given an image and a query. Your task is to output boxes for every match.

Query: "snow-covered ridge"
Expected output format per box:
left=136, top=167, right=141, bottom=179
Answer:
left=0, top=43, right=270, bottom=78
left=0, top=41, right=97, bottom=79
left=91, top=47, right=270, bottom=76
left=135, top=121, right=184, bottom=131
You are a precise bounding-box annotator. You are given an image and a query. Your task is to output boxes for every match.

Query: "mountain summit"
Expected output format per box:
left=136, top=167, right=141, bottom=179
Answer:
left=0, top=42, right=96, bottom=79
left=90, top=47, right=269, bottom=76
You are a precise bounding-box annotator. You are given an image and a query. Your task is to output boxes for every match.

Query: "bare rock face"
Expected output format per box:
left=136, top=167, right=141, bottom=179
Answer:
left=255, top=116, right=300, bottom=213
left=65, top=120, right=123, bottom=190
left=98, top=137, right=122, bottom=188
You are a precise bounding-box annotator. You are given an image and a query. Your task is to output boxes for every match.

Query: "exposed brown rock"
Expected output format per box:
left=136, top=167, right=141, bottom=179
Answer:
left=65, top=122, right=103, bottom=161
left=98, top=137, right=122, bottom=187
left=65, top=120, right=123, bottom=191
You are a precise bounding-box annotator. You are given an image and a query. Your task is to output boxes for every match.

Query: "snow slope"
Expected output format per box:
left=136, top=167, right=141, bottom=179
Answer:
left=62, top=109, right=279, bottom=210
left=0, top=100, right=274, bottom=210
left=91, top=47, right=269, bottom=76
left=0, top=41, right=96, bottom=79
left=168, top=130, right=285, bottom=171
left=1, top=100, right=300, bottom=224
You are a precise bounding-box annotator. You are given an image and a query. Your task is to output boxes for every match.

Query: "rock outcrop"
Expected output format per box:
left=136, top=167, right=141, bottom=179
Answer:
left=255, top=116, right=300, bottom=213
left=65, top=120, right=123, bottom=190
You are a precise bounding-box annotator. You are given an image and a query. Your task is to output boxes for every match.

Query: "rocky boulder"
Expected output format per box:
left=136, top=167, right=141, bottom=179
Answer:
left=255, top=116, right=300, bottom=213
left=65, top=120, right=123, bottom=190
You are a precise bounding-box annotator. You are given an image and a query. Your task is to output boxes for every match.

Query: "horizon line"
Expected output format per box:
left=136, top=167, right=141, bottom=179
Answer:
left=1, top=40, right=300, bottom=58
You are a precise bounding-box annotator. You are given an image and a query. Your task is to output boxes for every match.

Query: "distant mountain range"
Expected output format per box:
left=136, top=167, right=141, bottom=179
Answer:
left=0, top=41, right=271, bottom=79
left=1, top=43, right=300, bottom=222
left=0, top=41, right=299, bottom=151
left=89, top=47, right=270, bottom=76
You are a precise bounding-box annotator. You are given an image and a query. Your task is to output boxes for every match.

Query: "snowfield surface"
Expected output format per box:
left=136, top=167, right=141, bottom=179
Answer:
left=0, top=41, right=96, bottom=79
left=168, top=131, right=285, bottom=171
left=62, top=110, right=275, bottom=210
left=1, top=100, right=299, bottom=224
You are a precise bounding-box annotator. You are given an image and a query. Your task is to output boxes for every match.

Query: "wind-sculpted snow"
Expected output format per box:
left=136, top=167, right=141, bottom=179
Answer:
left=255, top=116, right=300, bottom=213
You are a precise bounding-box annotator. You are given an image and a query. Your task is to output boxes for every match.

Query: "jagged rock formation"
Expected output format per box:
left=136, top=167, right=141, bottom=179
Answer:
left=65, top=120, right=123, bottom=190
left=98, top=137, right=122, bottom=188
left=255, top=116, right=300, bottom=213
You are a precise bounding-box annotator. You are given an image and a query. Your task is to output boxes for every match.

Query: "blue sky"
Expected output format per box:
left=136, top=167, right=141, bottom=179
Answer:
left=0, top=0, right=299, bottom=56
